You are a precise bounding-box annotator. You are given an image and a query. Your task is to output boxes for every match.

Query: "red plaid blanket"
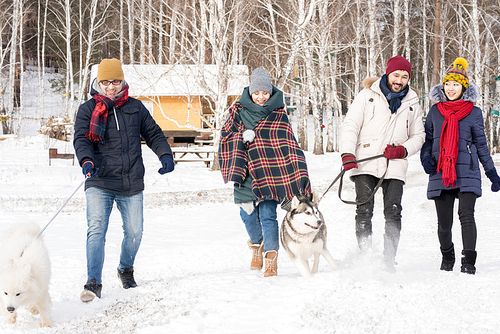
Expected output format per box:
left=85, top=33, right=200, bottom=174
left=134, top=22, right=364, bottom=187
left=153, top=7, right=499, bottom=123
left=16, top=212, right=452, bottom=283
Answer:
left=218, top=103, right=311, bottom=202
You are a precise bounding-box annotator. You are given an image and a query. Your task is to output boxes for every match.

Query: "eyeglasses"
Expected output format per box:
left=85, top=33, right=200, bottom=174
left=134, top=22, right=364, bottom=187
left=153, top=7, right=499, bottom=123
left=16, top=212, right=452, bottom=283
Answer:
left=100, top=80, right=122, bottom=86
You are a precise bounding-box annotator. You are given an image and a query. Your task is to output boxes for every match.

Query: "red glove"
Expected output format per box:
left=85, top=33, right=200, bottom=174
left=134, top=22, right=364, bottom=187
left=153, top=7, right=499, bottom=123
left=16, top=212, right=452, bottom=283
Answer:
left=383, top=144, right=406, bottom=159
left=341, top=154, right=358, bottom=171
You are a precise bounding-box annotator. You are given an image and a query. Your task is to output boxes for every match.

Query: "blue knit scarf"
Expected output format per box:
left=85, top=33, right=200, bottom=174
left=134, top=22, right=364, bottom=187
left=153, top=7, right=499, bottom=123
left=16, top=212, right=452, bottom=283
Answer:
left=379, top=74, right=409, bottom=114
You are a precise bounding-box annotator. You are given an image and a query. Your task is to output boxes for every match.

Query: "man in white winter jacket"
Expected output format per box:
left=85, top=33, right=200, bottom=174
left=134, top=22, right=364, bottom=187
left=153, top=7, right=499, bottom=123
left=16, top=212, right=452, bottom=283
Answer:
left=340, top=55, right=425, bottom=271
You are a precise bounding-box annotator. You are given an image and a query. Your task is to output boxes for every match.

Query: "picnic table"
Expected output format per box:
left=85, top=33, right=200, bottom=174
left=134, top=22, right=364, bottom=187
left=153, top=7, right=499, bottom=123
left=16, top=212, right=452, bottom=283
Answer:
left=194, top=133, right=215, bottom=146
left=171, top=147, right=215, bottom=168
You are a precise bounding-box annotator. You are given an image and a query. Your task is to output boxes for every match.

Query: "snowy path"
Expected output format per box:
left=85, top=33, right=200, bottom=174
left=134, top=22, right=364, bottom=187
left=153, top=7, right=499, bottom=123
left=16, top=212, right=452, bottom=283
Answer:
left=0, top=136, right=499, bottom=333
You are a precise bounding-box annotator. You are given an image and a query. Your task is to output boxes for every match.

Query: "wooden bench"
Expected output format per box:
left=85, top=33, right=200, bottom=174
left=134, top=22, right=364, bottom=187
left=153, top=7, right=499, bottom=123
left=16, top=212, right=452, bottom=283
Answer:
left=174, top=157, right=213, bottom=167
left=49, top=148, right=74, bottom=166
left=171, top=147, right=214, bottom=168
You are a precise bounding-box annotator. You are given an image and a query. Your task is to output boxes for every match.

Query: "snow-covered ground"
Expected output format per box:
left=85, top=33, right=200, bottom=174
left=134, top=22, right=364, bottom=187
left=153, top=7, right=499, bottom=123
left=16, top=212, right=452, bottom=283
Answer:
left=1, top=133, right=500, bottom=334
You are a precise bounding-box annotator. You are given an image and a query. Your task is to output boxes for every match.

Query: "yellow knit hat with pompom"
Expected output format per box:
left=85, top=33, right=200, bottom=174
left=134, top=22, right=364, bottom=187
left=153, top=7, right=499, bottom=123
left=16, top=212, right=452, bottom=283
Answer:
left=443, top=58, right=469, bottom=89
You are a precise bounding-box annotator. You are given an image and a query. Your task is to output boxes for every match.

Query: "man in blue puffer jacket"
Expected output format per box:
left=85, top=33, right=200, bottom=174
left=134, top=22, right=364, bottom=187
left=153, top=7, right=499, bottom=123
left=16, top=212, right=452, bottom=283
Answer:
left=74, top=58, right=174, bottom=302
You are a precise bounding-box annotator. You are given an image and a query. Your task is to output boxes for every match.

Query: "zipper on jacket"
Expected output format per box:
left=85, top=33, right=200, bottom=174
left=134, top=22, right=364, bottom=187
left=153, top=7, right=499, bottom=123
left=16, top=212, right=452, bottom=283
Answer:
left=113, top=106, right=120, bottom=131
left=467, top=144, right=474, bottom=170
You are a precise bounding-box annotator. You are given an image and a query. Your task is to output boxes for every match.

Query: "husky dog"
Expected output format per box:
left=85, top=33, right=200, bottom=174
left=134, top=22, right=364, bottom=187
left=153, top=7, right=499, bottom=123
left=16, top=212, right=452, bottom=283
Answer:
left=280, top=194, right=337, bottom=277
left=0, top=223, right=53, bottom=327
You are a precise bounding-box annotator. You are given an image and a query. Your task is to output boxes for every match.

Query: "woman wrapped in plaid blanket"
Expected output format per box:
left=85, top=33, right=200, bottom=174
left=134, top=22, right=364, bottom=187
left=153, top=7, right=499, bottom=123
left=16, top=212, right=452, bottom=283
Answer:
left=218, top=68, right=311, bottom=277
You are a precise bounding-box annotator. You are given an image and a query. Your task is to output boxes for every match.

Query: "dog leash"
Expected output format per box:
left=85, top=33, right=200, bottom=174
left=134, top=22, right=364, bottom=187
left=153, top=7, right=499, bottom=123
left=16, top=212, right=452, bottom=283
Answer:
left=317, top=154, right=388, bottom=205
left=36, top=177, right=87, bottom=239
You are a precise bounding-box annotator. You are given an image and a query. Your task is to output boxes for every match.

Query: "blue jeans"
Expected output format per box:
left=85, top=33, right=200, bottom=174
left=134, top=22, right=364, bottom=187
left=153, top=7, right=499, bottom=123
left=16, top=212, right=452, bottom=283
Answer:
left=239, top=200, right=279, bottom=252
left=85, top=187, right=144, bottom=284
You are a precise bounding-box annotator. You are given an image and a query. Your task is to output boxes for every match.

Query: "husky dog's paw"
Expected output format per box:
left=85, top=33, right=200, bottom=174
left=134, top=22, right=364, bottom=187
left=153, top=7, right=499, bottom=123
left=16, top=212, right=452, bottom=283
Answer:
left=6, top=312, right=17, bottom=324
left=30, top=306, right=39, bottom=315
left=40, top=320, right=54, bottom=328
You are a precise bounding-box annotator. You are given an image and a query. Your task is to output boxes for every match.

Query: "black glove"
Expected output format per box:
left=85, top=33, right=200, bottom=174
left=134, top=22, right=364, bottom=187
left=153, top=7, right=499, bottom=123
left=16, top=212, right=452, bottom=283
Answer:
left=158, top=154, right=175, bottom=174
left=486, top=168, right=500, bottom=192
left=422, top=156, right=437, bottom=175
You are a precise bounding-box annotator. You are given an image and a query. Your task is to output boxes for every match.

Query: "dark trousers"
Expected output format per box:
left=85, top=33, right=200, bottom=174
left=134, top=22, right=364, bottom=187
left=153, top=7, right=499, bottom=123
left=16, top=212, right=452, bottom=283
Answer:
left=354, top=175, right=404, bottom=260
left=433, top=189, right=477, bottom=251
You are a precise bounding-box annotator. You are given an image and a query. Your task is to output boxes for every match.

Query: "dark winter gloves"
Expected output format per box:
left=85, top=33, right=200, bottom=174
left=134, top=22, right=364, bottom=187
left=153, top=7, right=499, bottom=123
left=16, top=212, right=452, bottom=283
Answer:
left=383, top=144, right=407, bottom=159
left=341, top=154, right=358, bottom=171
left=158, top=154, right=175, bottom=175
left=82, top=160, right=99, bottom=177
left=242, top=130, right=255, bottom=143
left=421, top=156, right=437, bottom=175
left=486, top=168, right=500, bottom=192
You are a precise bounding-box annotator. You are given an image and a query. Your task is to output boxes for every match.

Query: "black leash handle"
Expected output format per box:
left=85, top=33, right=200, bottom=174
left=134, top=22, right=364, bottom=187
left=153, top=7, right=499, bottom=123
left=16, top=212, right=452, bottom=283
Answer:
left=318, top=153, right=386, bottom=205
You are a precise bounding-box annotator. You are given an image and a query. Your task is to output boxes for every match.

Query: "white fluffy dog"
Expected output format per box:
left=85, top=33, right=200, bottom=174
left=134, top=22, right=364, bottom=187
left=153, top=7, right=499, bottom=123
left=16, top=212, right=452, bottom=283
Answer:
left=0, top=223, right=53, bottom=327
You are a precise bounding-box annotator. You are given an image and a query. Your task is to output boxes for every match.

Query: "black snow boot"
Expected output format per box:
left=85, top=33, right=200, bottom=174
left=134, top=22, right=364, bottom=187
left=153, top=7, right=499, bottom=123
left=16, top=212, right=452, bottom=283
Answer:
left=80, top=278, right=102, bottom=303
left=461, top=250, right=477, bottom=275
left=356, top=221, right=372, bottom=252
left=118, top=267, right=138, bottom=289
left=383, top=233, right=399, bottom=273
left=440, top=244, right=455, bottom=271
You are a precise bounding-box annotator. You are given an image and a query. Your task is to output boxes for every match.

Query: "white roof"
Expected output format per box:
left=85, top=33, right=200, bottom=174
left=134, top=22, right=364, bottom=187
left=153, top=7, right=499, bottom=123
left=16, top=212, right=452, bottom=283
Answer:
left=90, top=64, right=249, bottom=97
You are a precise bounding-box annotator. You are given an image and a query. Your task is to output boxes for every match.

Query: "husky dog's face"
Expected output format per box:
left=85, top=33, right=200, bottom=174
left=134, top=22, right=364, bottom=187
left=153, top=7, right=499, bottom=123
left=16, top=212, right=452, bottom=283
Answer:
left=288, top=195, right=324, bottom=234
left=0, top=262, right=33, bottom=312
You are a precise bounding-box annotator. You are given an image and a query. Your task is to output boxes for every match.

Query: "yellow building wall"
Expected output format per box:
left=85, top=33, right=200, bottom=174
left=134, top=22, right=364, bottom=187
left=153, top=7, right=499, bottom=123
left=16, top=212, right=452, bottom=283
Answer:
left=136, top=96, right=203, bottom=132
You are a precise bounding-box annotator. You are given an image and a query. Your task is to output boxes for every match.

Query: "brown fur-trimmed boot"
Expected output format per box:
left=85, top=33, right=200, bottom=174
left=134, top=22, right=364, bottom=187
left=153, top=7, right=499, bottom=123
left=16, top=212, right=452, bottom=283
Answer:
left=248, top=239, right=263, bottom=270
left=263, top=250, right=278, bottom=277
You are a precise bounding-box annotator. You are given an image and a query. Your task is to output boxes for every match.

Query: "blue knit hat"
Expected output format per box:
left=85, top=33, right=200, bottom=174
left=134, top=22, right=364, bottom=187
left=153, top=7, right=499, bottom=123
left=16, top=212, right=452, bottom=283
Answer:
left=249, top=68, right=272, bottom=95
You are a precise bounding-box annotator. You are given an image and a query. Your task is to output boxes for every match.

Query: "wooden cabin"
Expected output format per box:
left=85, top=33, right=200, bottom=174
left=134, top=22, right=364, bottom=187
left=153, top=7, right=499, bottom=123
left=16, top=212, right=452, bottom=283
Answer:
left=90, top=64, right=249, bottom=145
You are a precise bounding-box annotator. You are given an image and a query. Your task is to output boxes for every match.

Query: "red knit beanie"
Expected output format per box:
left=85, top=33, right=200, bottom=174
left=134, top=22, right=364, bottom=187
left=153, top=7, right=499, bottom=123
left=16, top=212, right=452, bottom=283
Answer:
left=386, top=55, right=412, bottom=77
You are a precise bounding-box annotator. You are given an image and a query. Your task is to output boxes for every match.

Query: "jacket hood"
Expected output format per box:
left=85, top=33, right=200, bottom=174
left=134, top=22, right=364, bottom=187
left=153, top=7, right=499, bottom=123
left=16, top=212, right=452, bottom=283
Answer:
left=429, top=82, right=479, bottom=104
left=362, top=76, right=420, bottom=97
left=238, top=86, right=284, bottom=129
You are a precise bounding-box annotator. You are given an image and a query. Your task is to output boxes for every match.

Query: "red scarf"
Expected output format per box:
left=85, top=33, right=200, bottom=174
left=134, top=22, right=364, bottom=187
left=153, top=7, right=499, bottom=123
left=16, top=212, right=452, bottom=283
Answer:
left=436, top=100, right=474, bottom=187
left=86, top=85, right=129, bottom=142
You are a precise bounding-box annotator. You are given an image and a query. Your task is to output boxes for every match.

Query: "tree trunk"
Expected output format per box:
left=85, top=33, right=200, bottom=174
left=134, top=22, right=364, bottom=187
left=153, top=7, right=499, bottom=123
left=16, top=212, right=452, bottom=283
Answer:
left=493, top=57, right=500, bottom=153
left=276, top=0, right=317, bottom=90
left=16, top=0, right=24, bottom=136
left=75, top=0, right=100, bottom=118
left=392, top=0, right=400, bottom=56
left=471, top=0, right=483, bottom=110
left=266, top=0, right=281, bottom=77
left=38, top=0, right=49, bottom=124
left=169, top=1, right=179, bottom=64
left=403, top=0, right=410, bottom=61
left=158, top=0, right=164, bottom=64
left=354, top=0, right=361, bottom=95
left=368, top=0, right=376, bottom=76
left=128, top=0, right=134, bottom=64
left=7, top=0, right=20, bottom=134
left=148, top=0, right=153, bottom=63
left=422, top=0, right=429, bottom=113
left=432, top=0, right=441, bottom=85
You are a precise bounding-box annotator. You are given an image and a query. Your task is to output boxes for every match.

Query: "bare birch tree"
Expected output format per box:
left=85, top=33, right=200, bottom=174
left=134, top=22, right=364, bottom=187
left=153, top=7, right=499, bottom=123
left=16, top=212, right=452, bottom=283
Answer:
left=7, top=0, right=20, bottom=134
left=403, top=0, right=410, bottom=61
left=367, top=0, right=377, bottom=76
left=469, top=0, right=483, bottom=110
left=127, top=0, right=135, bottom=64
left=74, top=0, right=113, bottom=117
left=421, top=0, right=430, bottom=112
left=37, top=0, right=49, bottom=123
left=392, top=0, right=400, bottom=56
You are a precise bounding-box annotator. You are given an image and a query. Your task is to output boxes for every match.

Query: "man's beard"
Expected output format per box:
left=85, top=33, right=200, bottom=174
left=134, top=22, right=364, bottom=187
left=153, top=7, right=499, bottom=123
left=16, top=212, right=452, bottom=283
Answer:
left=388, top=82, right=407, bottom=93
